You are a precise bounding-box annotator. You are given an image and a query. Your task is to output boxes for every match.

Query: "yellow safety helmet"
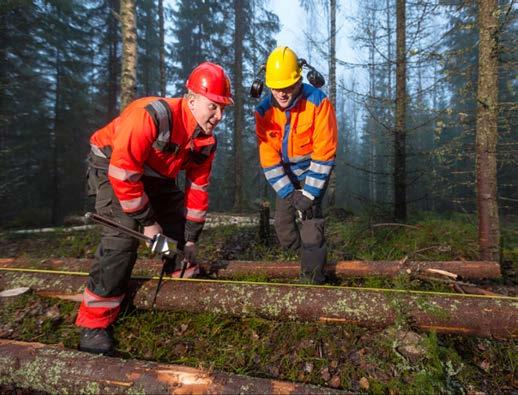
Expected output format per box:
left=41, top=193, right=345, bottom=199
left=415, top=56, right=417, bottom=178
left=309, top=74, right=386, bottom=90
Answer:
left=265, top=47, right=302, bottom=89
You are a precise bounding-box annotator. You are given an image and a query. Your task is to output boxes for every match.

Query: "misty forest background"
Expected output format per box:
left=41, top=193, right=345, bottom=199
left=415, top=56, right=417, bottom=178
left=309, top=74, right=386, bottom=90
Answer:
left=1, top=0, right=516, bottom=240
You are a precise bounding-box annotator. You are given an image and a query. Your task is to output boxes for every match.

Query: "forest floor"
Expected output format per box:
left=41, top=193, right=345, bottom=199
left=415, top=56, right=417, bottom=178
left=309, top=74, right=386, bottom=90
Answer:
left=0, top=211, right=517, bottom=393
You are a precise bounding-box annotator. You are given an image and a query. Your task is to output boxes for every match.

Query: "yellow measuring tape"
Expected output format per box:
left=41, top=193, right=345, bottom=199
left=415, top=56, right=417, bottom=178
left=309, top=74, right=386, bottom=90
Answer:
left=0, top=266, right=516, bottom=300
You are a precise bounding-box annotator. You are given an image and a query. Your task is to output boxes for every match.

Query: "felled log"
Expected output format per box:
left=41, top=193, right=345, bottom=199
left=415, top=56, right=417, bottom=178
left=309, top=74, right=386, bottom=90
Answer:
left=0, top=339, right=340, bottom=394
left=0, top=268, right=516, bottom=339
left=0, top=257, right=501, bottom=280
left=205, top=260, right=501, bottom=280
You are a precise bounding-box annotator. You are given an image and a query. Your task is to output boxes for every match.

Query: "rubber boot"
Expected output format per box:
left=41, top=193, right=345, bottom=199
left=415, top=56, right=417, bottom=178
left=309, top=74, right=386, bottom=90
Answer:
left=79, top=327, right=115, bottom=356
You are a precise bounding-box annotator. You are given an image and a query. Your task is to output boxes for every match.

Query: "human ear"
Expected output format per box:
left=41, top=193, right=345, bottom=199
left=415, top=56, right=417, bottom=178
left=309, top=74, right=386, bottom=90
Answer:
left=187, top=95, right=196, bottom=111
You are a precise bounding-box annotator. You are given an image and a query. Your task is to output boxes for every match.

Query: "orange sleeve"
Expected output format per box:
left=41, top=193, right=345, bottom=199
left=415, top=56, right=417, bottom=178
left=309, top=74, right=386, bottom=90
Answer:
left=311, top=98, right=338, bottom=163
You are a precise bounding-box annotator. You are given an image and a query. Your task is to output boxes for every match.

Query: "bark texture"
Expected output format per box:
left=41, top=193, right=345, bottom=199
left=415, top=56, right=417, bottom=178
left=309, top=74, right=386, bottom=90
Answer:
left=205, top=259, right=502, bottom=280
left=0, top=339, right=341, bottom=394
left=394, top=0, right=407, bottom=221
left=158, top=0, right=165, bottom=97
left=326, top=0, right=337, bottom=207
left=107, top=0, right=119, bottom=120
left=0, top=258, right=501, bottom=280
left=232, top=0, right=245, bottom=209
left=120, top=0, right=137, bottom=111
left=476, top=0, right=500, bottom=262
left=0, top=269, right=516, bottom=338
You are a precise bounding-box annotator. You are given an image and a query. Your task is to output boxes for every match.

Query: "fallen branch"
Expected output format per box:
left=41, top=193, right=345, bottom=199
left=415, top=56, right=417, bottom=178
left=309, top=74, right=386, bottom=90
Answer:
left=0, top=268, right=516, bottom=339
left=414, top=274, right=501, bottom=296
left=425, top=268, right=459, bottom=280
left=0, top=339, right=341, bottom=394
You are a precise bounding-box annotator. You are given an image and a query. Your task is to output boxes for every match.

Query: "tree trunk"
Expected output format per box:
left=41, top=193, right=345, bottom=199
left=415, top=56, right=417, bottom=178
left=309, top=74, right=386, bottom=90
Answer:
left=476, top=0, right=500, bottom=262
left=326, top=0, right=337, bottom=208
left=394, top=0, right=407, bottom=222
left=369, top=15, right=377, bottom=203
left=158, top=0, right=165, bottom=97
left=1, top=269, right=515, bottom=338
left=0, top=258, right=501, bottom=280
left=232, top=0, right=245, bottom=210
left=107, top=0, right=119, bottom=120
left=0, top=339, right=338, bottom=395
left=50, top=47, right=62, bottom=226
left=120, top=0, right=137, bottom=111
left=385, top=0, right=392, bottom=204
left=142, top=0, right=152, bottom=96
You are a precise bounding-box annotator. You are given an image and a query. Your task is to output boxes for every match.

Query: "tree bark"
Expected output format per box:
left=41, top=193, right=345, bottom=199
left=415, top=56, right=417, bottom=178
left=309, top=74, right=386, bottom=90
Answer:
left=120, top=0, right=137, bottom=111
left=394, top=0, right=407, bottom=222
left=107, top=0, right=120, bottom=120
left=203, top=259, right=502, bottom=280
left=326, top=0, right=337, bottom=208
left=0, top=269, right=515, bottom=338
left=476, top=0, right=500, bottom=262
left=158, top=0, right=166, bottom=97
left=0, top=258, right=501, bottom=280
left=0, top=339, right=340, bottom=394
left=368, top=11, right=377, bottom=203
left=232, top=0, right=245, bottom=210
left=50, top=47, right=62, bottom=226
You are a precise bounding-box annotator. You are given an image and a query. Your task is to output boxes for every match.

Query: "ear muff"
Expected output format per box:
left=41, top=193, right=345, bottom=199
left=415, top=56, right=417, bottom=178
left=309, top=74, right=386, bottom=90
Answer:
left=250, top=65, right=266, bottom=98
left=250, top=79, right=264, bottom=98
left=250, top=58, right=325, bottom=98
left=298, top=58, right=325, bottom=88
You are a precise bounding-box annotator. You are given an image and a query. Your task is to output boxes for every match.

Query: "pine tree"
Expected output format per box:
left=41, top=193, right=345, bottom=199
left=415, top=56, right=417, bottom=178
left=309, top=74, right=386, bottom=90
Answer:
left=120, top=0, right=137, bottom=110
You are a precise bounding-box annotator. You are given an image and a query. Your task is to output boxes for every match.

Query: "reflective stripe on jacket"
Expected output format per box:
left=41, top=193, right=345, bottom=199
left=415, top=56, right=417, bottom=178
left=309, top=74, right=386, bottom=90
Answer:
left=90, top=97, right=215, bottom=225
left=255, top=83, right=338, bottom=200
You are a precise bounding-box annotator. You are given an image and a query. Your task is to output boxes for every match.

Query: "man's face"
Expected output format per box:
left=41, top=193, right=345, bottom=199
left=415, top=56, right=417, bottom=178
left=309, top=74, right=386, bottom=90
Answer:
left=271, top=80, right=302, bottom=109
left=188, top=94, right=226, bottom=135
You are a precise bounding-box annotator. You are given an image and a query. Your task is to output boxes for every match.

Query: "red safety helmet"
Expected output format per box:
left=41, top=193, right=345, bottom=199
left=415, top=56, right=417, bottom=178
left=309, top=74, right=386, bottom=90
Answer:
left=185, top=62, right=233, bottom=105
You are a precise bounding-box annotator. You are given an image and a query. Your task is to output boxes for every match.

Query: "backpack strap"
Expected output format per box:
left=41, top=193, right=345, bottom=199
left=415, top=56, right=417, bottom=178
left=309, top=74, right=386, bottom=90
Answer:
left=145, top=99, right=178, bottom=154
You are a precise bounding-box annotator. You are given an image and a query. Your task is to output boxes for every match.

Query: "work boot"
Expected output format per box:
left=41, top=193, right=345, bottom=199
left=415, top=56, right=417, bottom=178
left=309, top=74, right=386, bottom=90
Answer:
left=79, top=327, right=115, bottom=356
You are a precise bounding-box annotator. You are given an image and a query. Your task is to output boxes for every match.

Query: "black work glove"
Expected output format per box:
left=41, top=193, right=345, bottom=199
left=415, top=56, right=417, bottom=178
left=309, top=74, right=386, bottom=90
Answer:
left=183, top=241, right=197, bottom=264
left=293, top=190, right=314, bottom=219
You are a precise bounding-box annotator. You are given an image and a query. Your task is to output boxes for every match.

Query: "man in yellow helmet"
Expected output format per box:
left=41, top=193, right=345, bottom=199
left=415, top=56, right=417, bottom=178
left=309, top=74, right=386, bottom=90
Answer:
left=254, top=46, right=338, bottom=284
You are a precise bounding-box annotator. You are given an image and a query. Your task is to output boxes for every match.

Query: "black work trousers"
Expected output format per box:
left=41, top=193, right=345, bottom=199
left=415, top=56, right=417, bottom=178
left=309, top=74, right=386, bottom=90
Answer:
left=86, top=162, right=186, bottom=298
left=274, top=194, right=327, bottom=284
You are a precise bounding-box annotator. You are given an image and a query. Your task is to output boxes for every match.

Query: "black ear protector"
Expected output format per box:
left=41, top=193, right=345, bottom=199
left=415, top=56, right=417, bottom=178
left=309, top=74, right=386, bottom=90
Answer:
left=250, top=64, right=266, bottom=98
left=298, top=58, right=326, bottom=88
left=249, top=59, right=326, bottom=98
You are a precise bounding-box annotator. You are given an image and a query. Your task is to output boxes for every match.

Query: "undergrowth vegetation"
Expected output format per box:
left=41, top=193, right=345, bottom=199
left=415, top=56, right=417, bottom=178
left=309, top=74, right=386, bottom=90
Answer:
left=0, top=212, right=516, bottom=393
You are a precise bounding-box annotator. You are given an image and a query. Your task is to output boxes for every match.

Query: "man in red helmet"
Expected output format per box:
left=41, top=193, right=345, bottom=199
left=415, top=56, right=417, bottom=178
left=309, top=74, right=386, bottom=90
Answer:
left=76, top=62, right=233, bottom=356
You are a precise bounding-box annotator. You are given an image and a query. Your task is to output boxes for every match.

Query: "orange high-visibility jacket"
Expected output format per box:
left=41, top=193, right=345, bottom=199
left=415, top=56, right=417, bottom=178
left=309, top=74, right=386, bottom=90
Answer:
left=90, top=97, right=215, bottom=228
left=255, top=83, right=338, bottom=200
